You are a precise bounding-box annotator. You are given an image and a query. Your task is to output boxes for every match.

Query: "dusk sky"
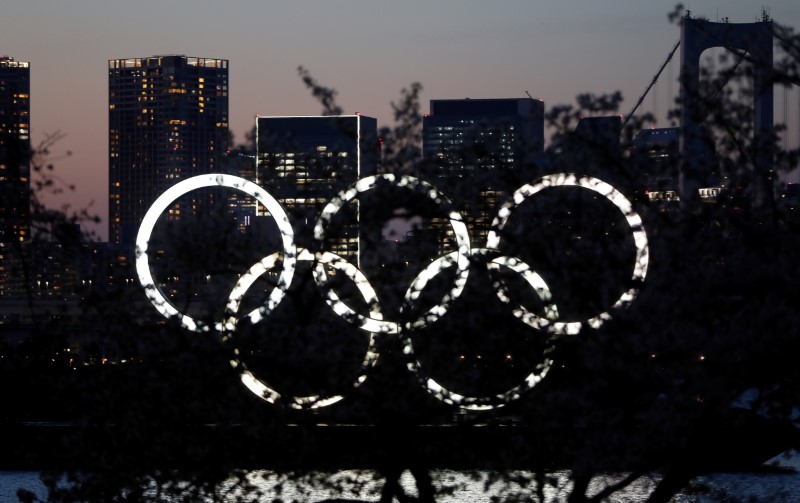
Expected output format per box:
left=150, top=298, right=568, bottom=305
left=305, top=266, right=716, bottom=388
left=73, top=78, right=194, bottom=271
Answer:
left=4, top=1, right=800, bottom=240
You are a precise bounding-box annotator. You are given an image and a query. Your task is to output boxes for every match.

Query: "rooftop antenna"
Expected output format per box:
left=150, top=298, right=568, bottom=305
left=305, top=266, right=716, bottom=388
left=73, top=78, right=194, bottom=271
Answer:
left=525, top=90, right=533, bottom=99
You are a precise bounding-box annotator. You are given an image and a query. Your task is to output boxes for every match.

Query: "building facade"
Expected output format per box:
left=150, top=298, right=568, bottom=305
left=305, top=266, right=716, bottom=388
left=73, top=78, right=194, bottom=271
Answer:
left=108, top=55, right=229, bottom=245
left=256, top=115, right=378, bottom=263
left=422, top=98, right=544, bottom=247
left=0, top=57, right=30, bottom=244
left=0, top=57, right=31, bottom=297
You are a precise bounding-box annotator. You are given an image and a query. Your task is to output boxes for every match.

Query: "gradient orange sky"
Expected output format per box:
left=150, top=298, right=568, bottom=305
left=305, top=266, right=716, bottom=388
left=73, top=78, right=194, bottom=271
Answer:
left=3, top=1, right=800, bottom=240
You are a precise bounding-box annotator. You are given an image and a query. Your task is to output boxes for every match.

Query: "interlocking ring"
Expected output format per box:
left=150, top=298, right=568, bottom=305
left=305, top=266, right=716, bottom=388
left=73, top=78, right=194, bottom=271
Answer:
left=135, top=174, right=296, bottom=333
left=136, top=172, right=650, bottom=411
left=486, top=173, right=649, bottom=335
left=224, top=249, right=381, bottom=410
left=312, top=174, right=471, bottom=334
left=399, top=248, right=559, bottom=410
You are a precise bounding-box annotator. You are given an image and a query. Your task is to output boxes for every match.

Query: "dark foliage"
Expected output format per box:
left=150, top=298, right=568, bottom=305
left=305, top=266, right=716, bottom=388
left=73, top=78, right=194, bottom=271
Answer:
left=5, top=9, right=800, bottom=503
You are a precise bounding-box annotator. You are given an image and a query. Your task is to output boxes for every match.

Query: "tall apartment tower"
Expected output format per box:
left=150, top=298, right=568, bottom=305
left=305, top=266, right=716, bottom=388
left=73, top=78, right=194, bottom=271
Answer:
left=422, top=98, right=544, bottom=246
left=0, top=57, right=31, bottom=243
left=108, top=55, right=229, bottom=244
left=256, top=115, right=378, bottom=263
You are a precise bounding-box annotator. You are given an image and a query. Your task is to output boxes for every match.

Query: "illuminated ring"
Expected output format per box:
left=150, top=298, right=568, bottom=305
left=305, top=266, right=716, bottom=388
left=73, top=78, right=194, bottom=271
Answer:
left=488, top=255, right=560, bottom=327
left=310, top=251, right=399, bottom=335
left=135, top=174, right=297, bottom=333
left=400, top=248, right=557, bottom=410
left=486, top=173, right=649, bottom=335
left=223, top=248, right=381, bottom=409
left=312, top=174, right=471, bottom=333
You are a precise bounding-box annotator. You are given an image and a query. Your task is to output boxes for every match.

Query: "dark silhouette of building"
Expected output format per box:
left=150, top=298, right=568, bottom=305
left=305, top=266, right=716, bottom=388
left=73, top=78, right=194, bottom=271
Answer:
left=256, top=115, right=378, bottom=263
left=108, top=55, right=229, bottom=245
left=633, top=127, right=680, bottom=203
left=0, top=57, right=31, bottom=298
left=573, top=115, right=622, bottom=152
left=0, top=57, right=30, bottom=244
left=422, top=98, right=544, bottom=247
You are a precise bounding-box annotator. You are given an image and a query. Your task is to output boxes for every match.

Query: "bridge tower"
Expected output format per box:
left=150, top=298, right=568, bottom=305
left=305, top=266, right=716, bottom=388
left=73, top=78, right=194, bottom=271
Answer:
left=679, top=15, right=774, bottom=203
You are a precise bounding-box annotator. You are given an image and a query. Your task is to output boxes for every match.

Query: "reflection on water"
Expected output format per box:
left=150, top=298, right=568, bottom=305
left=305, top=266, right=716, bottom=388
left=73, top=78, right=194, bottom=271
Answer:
left=0, top=472, right=46, bottom=503
left=676, top=471, right=799, bottom=502
left=2, top=463, right=800, bottom=502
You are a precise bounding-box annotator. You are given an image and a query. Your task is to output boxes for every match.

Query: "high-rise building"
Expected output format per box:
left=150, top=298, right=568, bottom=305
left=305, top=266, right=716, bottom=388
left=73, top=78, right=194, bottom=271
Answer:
left=256, top=115, right=378, bottom=263
left=0, top=57, right=30, bottom=243
left=422, top=98, right=544, bottom=246
left=108, top=55, right=229, bottom=244
left=0, top=57, right=31, bottom=298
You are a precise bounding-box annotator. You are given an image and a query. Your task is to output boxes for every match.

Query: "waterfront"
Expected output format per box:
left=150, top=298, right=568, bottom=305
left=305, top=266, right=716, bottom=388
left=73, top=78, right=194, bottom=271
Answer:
left=3, top=457, right=800, bottom=503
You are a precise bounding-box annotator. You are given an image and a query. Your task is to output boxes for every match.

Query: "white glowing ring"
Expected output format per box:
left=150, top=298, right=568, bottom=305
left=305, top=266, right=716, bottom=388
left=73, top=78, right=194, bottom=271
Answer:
left=312, top=174, right=472, bottom=333
left=310, top=249, right=399, bottom=335
left=488, top=255, right=560, bottom=327
left=135, top=174, right=297, bottom=333
left=486, top=173, right=649, bottom=336
left=401, top=249, right=557, bottom=410
left=223, top=248, right=381, bottom=409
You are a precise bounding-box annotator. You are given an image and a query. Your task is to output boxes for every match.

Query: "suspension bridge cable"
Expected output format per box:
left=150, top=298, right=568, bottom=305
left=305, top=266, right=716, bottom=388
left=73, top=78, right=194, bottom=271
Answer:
left=654, top=79, right=658, bottom=125
left=621, top=40, right=681, bottom=130
left=784, top=84, right=789, bottom=151
left=668, top=56, right=674, bottom=124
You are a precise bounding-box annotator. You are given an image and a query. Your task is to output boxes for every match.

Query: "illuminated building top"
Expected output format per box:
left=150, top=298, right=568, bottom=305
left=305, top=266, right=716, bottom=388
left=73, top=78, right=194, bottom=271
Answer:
left=0, top=57, right=29, bottom=69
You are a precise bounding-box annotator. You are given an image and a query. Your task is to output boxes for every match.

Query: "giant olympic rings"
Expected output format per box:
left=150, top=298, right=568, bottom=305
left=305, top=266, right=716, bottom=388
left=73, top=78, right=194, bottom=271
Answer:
left=136, top=172, right=650, bottom=410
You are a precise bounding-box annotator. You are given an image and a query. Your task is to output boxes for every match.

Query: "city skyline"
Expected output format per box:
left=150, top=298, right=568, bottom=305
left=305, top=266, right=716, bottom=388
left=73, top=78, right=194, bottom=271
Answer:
left=3, top=0, right=800, bottom=240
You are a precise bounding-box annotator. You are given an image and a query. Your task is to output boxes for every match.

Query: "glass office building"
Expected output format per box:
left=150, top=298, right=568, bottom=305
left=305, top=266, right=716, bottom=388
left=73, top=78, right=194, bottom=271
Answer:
left=422, top=98, right=544, bottom=247
left=256, top=115, right=378, bottom=263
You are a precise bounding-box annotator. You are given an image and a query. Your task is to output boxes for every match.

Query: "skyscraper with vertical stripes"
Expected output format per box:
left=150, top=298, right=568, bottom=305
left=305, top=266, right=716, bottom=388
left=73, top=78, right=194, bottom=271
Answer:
left=108, top=55, right=229, bottom=245
left=0, top=56, right=30, bottom=244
